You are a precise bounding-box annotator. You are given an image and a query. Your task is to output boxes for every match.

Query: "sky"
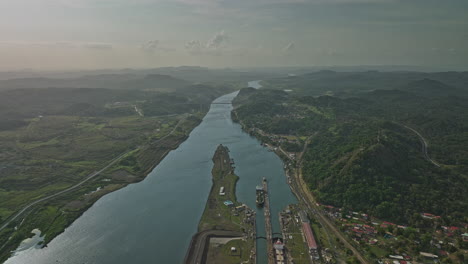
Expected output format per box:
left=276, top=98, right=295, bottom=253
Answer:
left=0, top=0, right=467, bottom=70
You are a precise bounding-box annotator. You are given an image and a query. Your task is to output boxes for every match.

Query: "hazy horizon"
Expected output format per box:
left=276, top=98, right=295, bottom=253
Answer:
left=2, top=64, right=468, bottom=74
left=1, top=0, right=467, bottom=71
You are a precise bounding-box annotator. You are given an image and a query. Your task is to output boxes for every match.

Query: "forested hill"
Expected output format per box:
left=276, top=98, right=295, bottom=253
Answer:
left=233, top=72, right=468, bottom=226
left=260, top=70, right=468, bottom=98
left=0, top=73, right=189, bottom=91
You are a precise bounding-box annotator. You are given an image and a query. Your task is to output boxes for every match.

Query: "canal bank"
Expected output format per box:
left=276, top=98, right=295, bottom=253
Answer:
left=184, top=145, right=255, bottom=264
left=5, top=81, right=297, bottom=264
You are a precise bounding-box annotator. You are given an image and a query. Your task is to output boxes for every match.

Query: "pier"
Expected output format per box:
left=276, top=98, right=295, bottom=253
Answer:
left=263, top=178, right=275, bottom=264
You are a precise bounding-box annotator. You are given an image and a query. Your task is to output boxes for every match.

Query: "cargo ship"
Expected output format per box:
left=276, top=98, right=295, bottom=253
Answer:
left=273, top=238, right=286, bottom=264
left=256, top=185, right=264, bottom=207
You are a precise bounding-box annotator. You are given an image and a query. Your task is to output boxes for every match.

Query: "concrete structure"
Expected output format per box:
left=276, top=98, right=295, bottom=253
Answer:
left=299, top=210, right=309, bottom=223
left=262, top=179, right=275, bottom=264
left=420, top=252, right=438, bottom=258
left=301, top=222, right=317, bottom=250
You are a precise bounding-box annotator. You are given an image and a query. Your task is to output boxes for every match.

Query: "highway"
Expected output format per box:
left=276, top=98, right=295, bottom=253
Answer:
left=281, top=136, right=369, bottom=264
left=400, top=124, right=440, bottom=167
left=133, top=105, right=144, bottom=116
left=0, top=151, right=128, bottom=232
left=0, top=116, right=187, bottom=233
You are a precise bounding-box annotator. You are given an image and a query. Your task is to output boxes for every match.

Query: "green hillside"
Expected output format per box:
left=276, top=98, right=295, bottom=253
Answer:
left=233, top=72, right=468, bottom=226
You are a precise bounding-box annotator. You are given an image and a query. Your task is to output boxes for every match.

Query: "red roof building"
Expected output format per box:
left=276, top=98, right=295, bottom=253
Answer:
left=302, top=222, right=318, bottom=250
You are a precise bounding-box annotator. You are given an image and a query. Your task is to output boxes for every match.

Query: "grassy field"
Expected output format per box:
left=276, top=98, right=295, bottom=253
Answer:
left=285, top=221, right=310, bottom=264
left=206, top=239, right=252, bottom=264
left=194, top=145, right=255, bottom=264
left=0, top=112, right=203, bottom=262
left=0, top=83, right=232, bottom=263
left=0, top=74, right=246, bottom=263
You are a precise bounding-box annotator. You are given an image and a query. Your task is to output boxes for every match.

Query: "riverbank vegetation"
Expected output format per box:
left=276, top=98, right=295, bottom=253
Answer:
left=186, top=145, right=255, bottom=264
left=233, top=71, right=468, bottom=262
left=0, top=76, right=237, bottom=262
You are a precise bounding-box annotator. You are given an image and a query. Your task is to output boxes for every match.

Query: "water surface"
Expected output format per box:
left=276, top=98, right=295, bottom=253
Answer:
left=6, top=81, right=297, bottom=264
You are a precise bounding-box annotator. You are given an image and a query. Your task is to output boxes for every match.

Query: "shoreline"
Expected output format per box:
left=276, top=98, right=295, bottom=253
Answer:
left=231, top=106, right=371, bottom=263
left=184, top=144, right=256, bottom=264
left=0, top=114, right=204, bottom=263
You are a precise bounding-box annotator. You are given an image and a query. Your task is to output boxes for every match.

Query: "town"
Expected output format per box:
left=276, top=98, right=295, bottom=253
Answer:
left=240, top=124, right=467, bottom=264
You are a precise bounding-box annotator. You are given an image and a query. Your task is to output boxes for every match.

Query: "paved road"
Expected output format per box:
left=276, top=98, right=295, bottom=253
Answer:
left=285, top=136, right=369, bottom=264
left=401, top=124, right=440, bottom=167
left=0, top=151, right=128, bottom=232
left=133, top=105, right=143, bottom=116
left=0, top=116, right=187, bottom=233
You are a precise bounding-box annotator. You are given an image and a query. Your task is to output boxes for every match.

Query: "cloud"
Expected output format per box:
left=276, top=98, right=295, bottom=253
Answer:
left=272, top=27, right=288, bottom=32
left=185, top=40, right=203, bottom=55
left=44, top=0, right=395, bottom=8
left=185, top=30, right=229, bottom=55
left=0, top=41, right=114, bottom=50
left=139, top=40, right=176, bottom=53
left=82, top=43, right=113, bottom=50
left=140, top=40, right=159, bottom=52
left=54, top=41, right=77, bottom=48
left=282, top=42, right=295, bottom=52
left=206, top=30, right=229, bottom=49
left=430, top=47, right=457, bottom=55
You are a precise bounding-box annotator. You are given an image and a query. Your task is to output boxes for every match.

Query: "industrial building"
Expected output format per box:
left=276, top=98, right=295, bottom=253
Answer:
left=301, top=222, right=317, bottom=250
left=300, top=213, right=320, bottom=260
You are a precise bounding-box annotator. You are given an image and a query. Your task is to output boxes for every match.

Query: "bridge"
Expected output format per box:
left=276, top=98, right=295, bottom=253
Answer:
left=256, top=233, right=282, bottom=240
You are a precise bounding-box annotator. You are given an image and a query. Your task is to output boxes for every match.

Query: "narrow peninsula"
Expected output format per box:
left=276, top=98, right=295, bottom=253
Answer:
left=185, top=144, right=256, bottom=264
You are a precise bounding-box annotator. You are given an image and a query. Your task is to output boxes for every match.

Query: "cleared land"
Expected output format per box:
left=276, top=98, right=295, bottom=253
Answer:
left=0, top=83, right=235, bottom=263
left=185, top=145, right=256, bottom=264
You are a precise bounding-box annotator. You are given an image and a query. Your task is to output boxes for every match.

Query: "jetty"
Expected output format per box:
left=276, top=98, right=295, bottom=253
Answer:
left=262, top=178, right=275, bottom=264
left=184, top=145, right=255, bottom=264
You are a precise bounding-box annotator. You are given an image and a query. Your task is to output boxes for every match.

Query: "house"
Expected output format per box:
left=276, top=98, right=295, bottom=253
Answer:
left=301, top=222, right=318, bottom=251
left=462, top=233, right=468, bottom=242
left=421, top=213, right=440, bottom=219
left=224, top=200, right=234, bottom=207
left=235, top=205, right=245, bottom=212
left=419, top=252, right=438, bottom=259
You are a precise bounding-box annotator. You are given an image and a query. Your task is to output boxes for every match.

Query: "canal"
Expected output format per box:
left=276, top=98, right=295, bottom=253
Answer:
left=5, top=81, right=297, bottom=264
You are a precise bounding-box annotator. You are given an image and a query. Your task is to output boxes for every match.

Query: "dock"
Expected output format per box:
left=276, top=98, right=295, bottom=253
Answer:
left=263, top=178, right=275, bottom=264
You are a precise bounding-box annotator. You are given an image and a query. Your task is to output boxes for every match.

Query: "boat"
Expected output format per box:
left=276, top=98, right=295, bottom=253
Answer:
left=273, top=238, right=286, bottom=264
left=256, top=185, right=264, bottom=207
